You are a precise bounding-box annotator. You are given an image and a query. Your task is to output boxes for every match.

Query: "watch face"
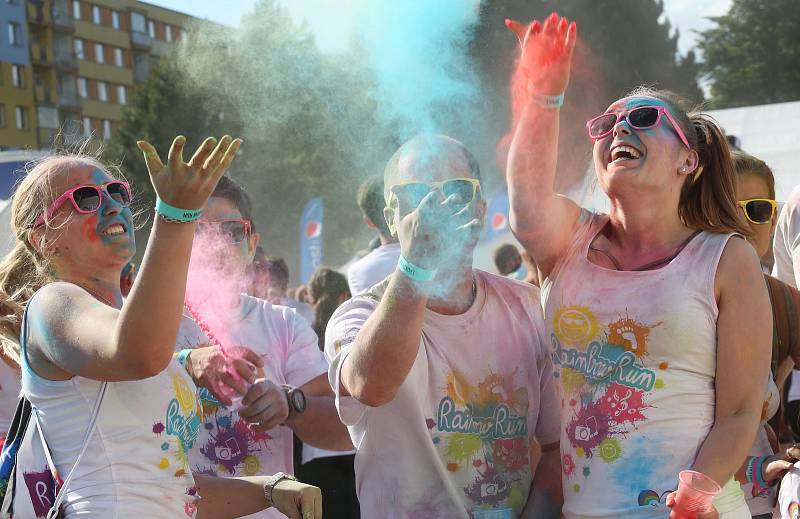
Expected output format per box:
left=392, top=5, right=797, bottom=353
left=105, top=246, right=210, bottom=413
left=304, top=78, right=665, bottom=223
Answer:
left=291, top=390, right=306, bottom=413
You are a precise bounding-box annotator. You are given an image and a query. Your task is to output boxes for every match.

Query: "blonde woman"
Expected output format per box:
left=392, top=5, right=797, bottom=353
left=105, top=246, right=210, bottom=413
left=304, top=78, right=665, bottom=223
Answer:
left=0, top=136, right=321, bottom=519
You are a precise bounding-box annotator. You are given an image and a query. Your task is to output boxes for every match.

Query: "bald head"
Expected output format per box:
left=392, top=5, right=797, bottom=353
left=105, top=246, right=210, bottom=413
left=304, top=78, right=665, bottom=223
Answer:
left=383, top=134, right=481, bottom=203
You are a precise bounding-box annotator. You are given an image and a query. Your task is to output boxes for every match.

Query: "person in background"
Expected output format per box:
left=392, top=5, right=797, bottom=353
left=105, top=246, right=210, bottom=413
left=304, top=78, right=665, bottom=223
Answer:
left=259, top=256, right=315, bottom=325
left=505, top=13, right=769, bottom=518
left=326, top=134, right=562, bottom=518
left=730, top=149, right=800, bottom=518
left=175, top=176, right=352, bottom=519
left=0, top=135, right=322, bottom=518
left=347, top=176, right=401, bottom=295
left=296, top=267, right=359, bottom=519
left=493, top=243, right=528, bottom=281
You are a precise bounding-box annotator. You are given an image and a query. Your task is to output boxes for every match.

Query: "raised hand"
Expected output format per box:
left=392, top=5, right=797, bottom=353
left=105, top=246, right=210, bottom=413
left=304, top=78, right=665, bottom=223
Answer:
left=505, top=12, right=577, bottom=96
left=137, top=135, right=242, bottom=211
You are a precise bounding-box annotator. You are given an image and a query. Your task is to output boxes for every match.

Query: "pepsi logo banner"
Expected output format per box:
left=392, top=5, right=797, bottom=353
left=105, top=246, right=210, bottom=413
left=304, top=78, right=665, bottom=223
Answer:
left=485, top=191, right=510, bottom=240
left=300, top=197, right=324, bottom=284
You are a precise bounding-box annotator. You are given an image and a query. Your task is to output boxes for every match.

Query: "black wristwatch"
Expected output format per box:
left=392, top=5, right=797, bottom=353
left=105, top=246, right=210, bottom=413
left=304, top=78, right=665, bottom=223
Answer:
left=282, top=385, right=306, bottom=416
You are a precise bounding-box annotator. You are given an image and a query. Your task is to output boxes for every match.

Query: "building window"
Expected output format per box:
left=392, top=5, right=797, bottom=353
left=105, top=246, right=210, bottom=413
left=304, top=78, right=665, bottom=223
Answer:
left=103, top=119, right=111, bottom=140
left=147, top=20, right=155, bottom=38
left=77, top=77, right=87, bottom=98
left=165, top=25, right=172, bottom=43
left=82, top=116, right=91, bottom=137
left=131, top=12, right=145, bottom=33
left=8, top=22, right=21, bottom=47
left=94, top=43, right=104, bottom=64
left=111, top=10, right=120, bottom=29
left=15, top=106, right=28, bottom=130
left=72, top=0, right=81, bottom=20
left=0, top=104, right=5, bottom=127
left=117, top=85, right=127, bottom=105
left=114, top=47, right=123, bottom=67
left=11, top=65, right=23, bottom=88
left=98, top=81, right=107, bottom=101
left=74, top=38, right=84, bottom=59
left=92, top=5, right=101, bottom=24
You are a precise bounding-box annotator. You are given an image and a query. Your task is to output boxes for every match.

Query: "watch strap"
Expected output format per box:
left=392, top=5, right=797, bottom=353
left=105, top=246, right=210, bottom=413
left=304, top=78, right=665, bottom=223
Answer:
left=263, top=471, right=298, bottom=507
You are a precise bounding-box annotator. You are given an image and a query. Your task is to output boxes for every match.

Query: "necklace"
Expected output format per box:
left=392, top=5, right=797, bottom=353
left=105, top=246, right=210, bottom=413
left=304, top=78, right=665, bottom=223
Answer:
left=589, top=230, right=701, bottom=271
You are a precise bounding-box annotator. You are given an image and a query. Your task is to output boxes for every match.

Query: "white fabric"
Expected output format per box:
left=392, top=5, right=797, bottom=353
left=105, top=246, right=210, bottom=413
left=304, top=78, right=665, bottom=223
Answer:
left=325, top=270, right=560, bottom=518
left=541, top=210, right=748, bottom=518
left=346, top=242, right=401, bottom=295
left=774, top=462, right=800, bottom=519
left=21, top=354, right=201, bottom=518
left=282, top=297, right=315, bottom=325
left=0, top=358, right=20, bottom=437
left=176, top=294, right=328, bottom=519
left=789, top=371, right=800, bottom=403
left=773, top=186, right=800, bottom=288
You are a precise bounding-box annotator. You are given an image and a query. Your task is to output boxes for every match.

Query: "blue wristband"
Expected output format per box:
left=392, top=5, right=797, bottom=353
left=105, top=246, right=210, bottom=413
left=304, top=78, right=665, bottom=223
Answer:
left=176, top=349, right=192, bottom=368
left=398, top=255, right=437, bottom=283
left=755, top=455, right=769, bottom=489
left=533, top=92, right=564, bottom=109
left=155, top=197, right=203, bottom=222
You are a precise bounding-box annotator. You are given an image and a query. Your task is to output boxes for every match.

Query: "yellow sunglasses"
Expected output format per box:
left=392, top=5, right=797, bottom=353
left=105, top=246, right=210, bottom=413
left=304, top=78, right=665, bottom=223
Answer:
left=737, top=198, right=777, bottom=225
left=389, top=178, right=481, bottom=210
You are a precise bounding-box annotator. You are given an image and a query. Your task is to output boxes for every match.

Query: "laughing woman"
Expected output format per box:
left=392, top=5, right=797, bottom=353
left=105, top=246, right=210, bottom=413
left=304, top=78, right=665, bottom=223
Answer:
left=506, top=13, right=770, bottom=519
left=0, top=136, right=321, bottom=519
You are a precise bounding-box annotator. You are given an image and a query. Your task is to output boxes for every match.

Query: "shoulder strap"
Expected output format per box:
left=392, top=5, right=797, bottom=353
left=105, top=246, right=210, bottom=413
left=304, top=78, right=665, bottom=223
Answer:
left=33, top=381, right=107, bottom=519
left=765, top=274, right=789, bottom=376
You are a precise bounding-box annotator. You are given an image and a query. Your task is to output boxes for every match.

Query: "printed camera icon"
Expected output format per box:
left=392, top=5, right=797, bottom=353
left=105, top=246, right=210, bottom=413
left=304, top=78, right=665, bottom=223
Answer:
left=214, top=438, right=242, bottom=461
left=574, top=416, right=599, bottom=441
left=481, top=483, right=499, bottom=497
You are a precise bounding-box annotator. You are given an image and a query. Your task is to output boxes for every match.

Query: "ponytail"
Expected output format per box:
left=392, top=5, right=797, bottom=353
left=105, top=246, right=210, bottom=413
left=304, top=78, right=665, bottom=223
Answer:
left=678, top=114, right=751, bottom=237
left=626, top=87, right=751, bottom=237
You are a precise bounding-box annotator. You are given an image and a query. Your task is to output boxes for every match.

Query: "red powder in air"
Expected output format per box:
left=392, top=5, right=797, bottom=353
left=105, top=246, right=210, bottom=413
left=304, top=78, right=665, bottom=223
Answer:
left=498, top=15, right=608, bottom=194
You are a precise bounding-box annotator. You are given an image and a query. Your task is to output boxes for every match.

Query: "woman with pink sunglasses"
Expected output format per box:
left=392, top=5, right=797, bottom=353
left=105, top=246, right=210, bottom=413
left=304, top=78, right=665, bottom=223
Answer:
left=506, top=13, right=770, bottom=519
left=0, top=136, right=321, bottom=518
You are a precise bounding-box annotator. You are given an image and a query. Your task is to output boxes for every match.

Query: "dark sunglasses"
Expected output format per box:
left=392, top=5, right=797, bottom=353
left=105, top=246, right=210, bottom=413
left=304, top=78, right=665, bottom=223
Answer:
left=586, top=106, right=691, bottom=149
left=196, top=219, right=251, bottom=244
left=737, top=198, right=777, bottom=225
left=35, top=181, right=131, bottom=227
left=390, top=178, right=481, bottom=210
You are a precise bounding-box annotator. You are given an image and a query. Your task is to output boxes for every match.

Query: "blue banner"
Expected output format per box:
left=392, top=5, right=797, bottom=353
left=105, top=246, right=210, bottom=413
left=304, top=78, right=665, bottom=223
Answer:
left=300, top=197, right=324, bottom=284
left=485, top=191, right=510, bottom=240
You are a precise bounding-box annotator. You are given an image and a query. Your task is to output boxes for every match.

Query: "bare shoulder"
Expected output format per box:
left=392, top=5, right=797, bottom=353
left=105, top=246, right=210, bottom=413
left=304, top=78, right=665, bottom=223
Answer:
left=715, top=235, right=765, bottom=298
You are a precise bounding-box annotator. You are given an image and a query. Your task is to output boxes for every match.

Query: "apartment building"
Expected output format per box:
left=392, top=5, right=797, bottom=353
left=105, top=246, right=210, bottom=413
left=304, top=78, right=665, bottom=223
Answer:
left=0, top=0, right=38, bottom=149
left=12, top=0, right=192, bottom=149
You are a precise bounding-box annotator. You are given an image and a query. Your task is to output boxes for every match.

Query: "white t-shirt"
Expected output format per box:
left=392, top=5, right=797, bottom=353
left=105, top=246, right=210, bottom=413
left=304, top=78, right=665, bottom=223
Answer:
left=773, top=187, right=800, bottom=288
left=347, top=242, right=401, bottom=295
left=0, top=357, right=20, bottom=437
left=282, top=297, right=314, bottom=325
left=775, top=462, right=800, bottom=519
left=176, top=295, right=328, bottom=519
left=325, top=270, right=560, bottom=518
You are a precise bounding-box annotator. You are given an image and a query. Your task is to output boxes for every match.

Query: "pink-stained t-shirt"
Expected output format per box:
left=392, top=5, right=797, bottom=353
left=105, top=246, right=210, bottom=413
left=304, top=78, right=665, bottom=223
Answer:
left=176, top=294, right=328, bottom=519
left=325, top=270, right=560, bottom=519
left=541, top=210, right=749, bottom=518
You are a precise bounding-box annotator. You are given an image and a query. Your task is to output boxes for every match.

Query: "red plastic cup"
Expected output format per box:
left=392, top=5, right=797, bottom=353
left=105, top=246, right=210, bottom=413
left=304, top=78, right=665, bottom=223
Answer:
left=671, top=470, right=721, bottom=516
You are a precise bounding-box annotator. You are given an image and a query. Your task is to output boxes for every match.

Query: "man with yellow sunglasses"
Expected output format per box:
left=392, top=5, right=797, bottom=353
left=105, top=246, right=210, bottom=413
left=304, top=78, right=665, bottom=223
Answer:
left=324, top=134, right=562, bottom=518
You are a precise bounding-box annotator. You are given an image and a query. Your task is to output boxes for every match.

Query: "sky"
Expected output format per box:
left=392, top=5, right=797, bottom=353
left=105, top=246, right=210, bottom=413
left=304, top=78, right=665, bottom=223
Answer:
left=146, top=0, right=733, bottom=56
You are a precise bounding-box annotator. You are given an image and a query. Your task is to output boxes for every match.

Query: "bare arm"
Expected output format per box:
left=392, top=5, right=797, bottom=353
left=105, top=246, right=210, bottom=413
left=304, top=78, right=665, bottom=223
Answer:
left=692, top=238, right=772, bottom=485
left=194, top=474, right=321, bottom=519
left=505, top=14, right=581, bottom=278
left=28, top=136, right=242, bottom=381
left=289, top=374, right=354, bottom=451
left=521, top=444, right=562, bottom=519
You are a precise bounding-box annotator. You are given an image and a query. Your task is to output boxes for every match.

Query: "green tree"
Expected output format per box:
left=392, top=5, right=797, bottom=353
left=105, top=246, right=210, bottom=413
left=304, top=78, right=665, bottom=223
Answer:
left=698, top=0, right=800, bottom=108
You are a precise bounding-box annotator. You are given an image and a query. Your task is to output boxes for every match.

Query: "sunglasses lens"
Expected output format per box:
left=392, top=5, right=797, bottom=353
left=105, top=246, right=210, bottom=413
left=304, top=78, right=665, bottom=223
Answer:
left=628, top=107, right=660, bottom=128
left=395, top=183, right=431, bottom=209
left=589, top=114, right=618, bottom=137
left=73, top=187, right=101, bottom=212
left=746, top=201, right=774, bottom=224
left=107, top=182, right=131, bottom=206
left=442, top=179, right=477, bottom=204
left=220, top=221, right=248, bottom=243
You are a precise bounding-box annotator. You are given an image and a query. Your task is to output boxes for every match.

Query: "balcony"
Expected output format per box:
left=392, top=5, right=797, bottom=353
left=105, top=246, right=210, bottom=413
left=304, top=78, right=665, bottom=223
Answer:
left=28, top=1, right=74, bottom=32
left=52, top=0, right=73, bottom=32
left=31, top=46, right=52, bottom=68
left=131, top=31, right=152, bottom=50
left=133, top=55, right=151, bottom=83
left=54, top=53, right=78, bottom=72
left=58, top=91, right=81, bottom=112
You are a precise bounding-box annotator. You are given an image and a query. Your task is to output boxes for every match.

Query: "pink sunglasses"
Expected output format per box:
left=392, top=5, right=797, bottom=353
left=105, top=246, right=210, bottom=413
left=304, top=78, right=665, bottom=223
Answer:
left=586, top=106, right=692, bottom=150
left=34, top=181, right=131, bottom=228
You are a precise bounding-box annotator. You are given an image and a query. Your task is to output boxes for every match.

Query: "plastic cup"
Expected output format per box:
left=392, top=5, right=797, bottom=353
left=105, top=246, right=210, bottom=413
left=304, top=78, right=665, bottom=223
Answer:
left=472, top=509, right=513, bottom=519
left=672, top=470, right=721, bottom=515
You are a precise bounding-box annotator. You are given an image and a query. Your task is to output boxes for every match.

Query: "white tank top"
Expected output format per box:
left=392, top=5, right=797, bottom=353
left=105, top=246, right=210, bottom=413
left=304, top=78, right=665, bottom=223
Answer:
left=541, top=210, right=748, bottom=518
left=20, top=301, right=202, bottom=518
